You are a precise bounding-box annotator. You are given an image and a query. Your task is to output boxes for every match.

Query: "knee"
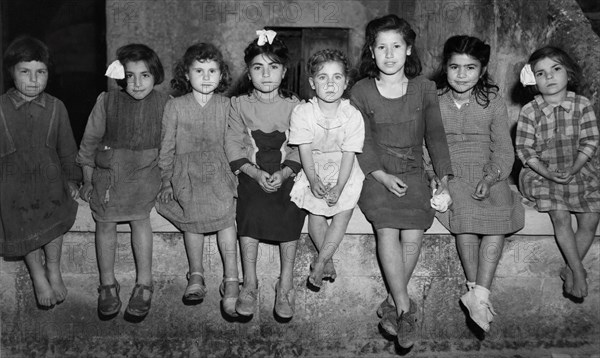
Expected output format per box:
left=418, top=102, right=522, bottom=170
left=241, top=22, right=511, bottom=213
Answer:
left=549, top=211, right=572, bottom=228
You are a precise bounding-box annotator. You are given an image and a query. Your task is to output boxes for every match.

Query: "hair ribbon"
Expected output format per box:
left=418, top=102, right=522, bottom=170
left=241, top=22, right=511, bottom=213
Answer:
left=256, top=29, right=277, bottom=46
left=105, top=60, right=125, bottom=79
left=520, top=64, right=536, bottom=86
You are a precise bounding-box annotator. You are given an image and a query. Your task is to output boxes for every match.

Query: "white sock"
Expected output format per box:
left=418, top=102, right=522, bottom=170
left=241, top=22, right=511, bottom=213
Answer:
left=473, top=285, right=490, bottom=301
left=466, top=281, right=476, bottom=291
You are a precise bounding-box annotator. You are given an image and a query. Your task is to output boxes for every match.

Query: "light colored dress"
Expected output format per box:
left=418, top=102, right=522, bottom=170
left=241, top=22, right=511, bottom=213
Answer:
left=289, top=98, right=365, bottom=216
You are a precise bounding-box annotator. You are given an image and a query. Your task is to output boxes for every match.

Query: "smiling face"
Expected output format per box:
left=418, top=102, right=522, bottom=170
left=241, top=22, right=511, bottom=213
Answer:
left=124, top=60, right=155, bottom=100
left=533, top=57, right=569, bottom=98
left=446, top=53, right=483, bottom=95
left=248, top=54, right=286, bottom=95
left=370, top=30, right=412, bottom=77
left=186, top=59, right=221, bottom=96
left=12, top=61, right=48, bottom=101
left=309, top=61, right=347, bottom=104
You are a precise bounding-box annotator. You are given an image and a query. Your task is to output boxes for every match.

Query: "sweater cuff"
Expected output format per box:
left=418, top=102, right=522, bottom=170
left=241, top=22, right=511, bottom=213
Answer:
left=282, top=160, right=302, bottom=174
left=230, top=158, right=251, bottom=175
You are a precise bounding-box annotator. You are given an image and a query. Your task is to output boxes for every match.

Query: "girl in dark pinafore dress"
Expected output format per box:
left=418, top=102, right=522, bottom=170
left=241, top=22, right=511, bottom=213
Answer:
left=77, top=44, right=169, bottom=319
left=225, top=30, right=306, bottom=319
left=0, top=36, right=80, bottom=308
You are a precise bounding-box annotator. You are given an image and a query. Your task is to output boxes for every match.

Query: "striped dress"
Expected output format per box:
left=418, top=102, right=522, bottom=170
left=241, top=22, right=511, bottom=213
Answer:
left=434, top=91, right=524, bottom=234
left=516, top=92, right=600, bottom=212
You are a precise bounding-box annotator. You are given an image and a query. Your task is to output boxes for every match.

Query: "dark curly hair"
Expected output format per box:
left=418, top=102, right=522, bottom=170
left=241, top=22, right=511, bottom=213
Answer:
left=432, top=35, right=499, bottom=108
left=231, top=35, right=295, bottom=99
left=357, top=14, right=421, bottom=80
left=3, top=35, right=51, bottom=82
left=114, top=43, right=164, bottom=90
left=171, top=43, right=231, bottom=95
left=526, top=46, right=581, bottom=94
left=306, top=48, right=352, bottom=98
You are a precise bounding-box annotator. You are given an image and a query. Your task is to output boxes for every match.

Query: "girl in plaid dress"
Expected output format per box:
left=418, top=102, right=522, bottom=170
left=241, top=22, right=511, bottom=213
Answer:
left=431, top=36, right=525, bottom=333
left=516, top=46, right=600, bottom=300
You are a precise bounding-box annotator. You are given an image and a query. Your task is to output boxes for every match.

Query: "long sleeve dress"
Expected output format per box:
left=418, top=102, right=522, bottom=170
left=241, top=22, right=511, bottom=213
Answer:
left=76, top=89, right=169, bottom=222
left=0, top=89, right=80, bottom=257
left=350, top=76, right=453, bottom=230
left=435, top=91, right=524, bottom=234
left=225, top=91, right=306, bottom=242
left=156, top=93, right=236, bottom=233
left=288, top=98, right=365, bottom=216
left=516, top=92, right=600, bottom=212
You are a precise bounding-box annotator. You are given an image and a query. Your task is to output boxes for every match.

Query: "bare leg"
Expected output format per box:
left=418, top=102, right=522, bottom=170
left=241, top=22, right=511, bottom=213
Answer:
left=44, top=235, right=67, bottom=302
left=565, top=212, right=600, bottom=297
left=549, top=210, right=586, bottom=297
left=24, top=248, right=56, bottom=307
left=279, top=240, right=298, bottom=291
left=476, top=235, right=505, bottom=289
left=239, top=236, right=259, bottom=289
left=184, top=231, right=205, bottom=287
left=307, top=214, right=336, bottom=278
left=377, top=228, right=423, bottom=315
left=309, top=210, right=352, bottom=286
left=96, top=222, right=118, bottom=285
left=456, top=234, right=479, bottom=283
left=130, top=218, right=153, bottom=286
left=217, top=226, right=239, bottom=297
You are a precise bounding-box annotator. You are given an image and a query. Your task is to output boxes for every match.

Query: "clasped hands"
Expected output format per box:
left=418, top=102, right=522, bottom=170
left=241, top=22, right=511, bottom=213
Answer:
left=308, top=177, right=341, bottom=207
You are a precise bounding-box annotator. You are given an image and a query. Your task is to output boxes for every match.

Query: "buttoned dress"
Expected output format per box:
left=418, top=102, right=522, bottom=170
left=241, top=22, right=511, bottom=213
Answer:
left=435, top=92, right=524, bottom=234
left=516, top=92, right=600, bottom=212
left=0, top=89, right=80, bottom=257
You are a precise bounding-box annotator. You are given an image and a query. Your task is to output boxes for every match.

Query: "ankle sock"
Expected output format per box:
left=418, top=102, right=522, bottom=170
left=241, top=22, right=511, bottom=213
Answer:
left=466, top=281, right=476, bottom=291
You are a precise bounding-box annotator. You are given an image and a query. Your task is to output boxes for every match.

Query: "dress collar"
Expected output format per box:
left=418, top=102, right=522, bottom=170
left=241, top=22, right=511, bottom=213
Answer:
left=309, top=97, right=350, bottom=130
left=7, top=87, right=47, bottom=109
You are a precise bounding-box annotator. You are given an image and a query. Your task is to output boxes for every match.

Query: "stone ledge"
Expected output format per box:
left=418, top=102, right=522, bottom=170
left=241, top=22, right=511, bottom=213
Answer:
left=71, top=186, right=600, bottom=236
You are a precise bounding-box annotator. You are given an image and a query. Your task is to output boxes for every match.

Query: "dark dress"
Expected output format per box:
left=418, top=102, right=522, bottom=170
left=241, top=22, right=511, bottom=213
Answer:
left=77, top=90, right=169, bottom=222
left=350, top=76, right=453, bottom=230
left=225, top=92, right=306, bottom=242
left=0, top=89, right=80, bottom=257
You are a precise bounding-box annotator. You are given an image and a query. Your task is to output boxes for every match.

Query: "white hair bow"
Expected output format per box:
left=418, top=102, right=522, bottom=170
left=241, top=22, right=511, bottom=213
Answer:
left=520, top=64, right=536, bottom=86
left=105, top=60, right=125, bottom=79
left=256, top=29, right=277, bottom=46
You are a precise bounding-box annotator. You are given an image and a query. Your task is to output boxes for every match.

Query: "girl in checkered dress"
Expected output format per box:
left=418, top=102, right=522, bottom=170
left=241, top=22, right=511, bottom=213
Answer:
left=516, top=46, right=600, bottom=301
left=431, top=35, right=525, bottom=333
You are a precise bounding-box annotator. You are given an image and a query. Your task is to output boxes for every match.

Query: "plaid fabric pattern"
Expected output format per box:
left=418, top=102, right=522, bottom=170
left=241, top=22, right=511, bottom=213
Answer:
left=516, top=92, right=600, bottom=212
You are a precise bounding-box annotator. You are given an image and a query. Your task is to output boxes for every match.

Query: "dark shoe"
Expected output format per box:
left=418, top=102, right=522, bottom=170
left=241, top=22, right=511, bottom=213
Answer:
left=183, top=272, right=207, bottom=302
left=97, top=281, right=121, bottom=316
left=378, top=298, right=397, bottom=335
left=396, top=299, right=418, bottom=349
left=126, top=283, right=153, bottom=317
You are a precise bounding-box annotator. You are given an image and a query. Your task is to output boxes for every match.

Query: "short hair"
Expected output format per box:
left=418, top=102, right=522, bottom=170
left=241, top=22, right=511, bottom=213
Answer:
left=114, top=43, right=164, bottom=89
left=3, top=36, right=51, bottom=80
left=527, top=46, right=581, bottom=93
left=171, top=43, right=231, bottom=95
left=306, top=49, right=352, bottom=98
left=358, top=14, right=421, bottom=80
left=432, top=35, right=499, bottom=108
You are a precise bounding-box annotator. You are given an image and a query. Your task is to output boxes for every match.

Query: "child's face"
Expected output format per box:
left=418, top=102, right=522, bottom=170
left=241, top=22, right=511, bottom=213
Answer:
left=533, top=57, right=568, bottom=98
left=309, top=61, right=347, bottom=104
left=248, top=54, right=286, bottom=95
left=446, top=53, right=483, bottom=95
left=124, top=61, right=155, bottom=100
left=370, top=30, right=412, bottom=77
left=186, top=59, right=221, bottom=95
left=12, top=61, right=48, bottom=101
